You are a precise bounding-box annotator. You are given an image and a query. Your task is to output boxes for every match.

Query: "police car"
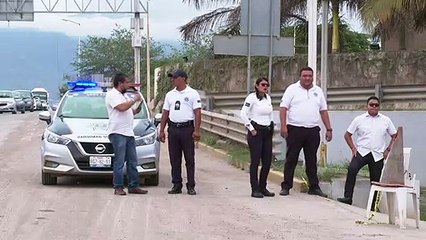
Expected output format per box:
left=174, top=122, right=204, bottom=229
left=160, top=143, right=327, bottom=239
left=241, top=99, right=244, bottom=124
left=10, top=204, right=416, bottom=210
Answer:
left=38, top=80, right=160, bottom=186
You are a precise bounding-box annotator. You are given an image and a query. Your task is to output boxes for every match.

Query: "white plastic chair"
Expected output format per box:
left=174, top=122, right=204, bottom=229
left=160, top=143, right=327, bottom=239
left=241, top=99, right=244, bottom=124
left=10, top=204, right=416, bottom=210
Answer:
left=366, top=147, right=420, bottom=229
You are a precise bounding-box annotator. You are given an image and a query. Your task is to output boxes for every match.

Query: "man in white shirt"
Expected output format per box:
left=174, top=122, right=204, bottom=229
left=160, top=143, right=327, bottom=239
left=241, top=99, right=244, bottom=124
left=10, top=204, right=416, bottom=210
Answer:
left=279, top=67, right=332, bottom=197
left=337, top=96, right=397, bottom=206
left=105, top=73, right=148, bottom=196
left=159, top=70, right=202, bottom=195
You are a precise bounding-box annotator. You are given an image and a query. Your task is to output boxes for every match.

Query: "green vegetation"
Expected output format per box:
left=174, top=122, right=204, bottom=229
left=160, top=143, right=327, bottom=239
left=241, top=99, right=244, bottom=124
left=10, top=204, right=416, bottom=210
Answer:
left=200, top=130, right=370, bottom=182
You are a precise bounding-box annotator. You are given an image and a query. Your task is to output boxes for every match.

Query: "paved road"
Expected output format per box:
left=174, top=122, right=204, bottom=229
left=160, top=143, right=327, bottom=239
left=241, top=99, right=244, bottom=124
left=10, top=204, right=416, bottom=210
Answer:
left=0, top=112, right=425, bottom=240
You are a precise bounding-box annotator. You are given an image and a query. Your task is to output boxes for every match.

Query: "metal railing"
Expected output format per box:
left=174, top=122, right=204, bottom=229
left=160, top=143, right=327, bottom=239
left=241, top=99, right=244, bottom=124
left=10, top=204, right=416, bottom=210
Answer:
left=201, top=110, right=285, bottom=160
left=200, top=84, right=426, bottom=110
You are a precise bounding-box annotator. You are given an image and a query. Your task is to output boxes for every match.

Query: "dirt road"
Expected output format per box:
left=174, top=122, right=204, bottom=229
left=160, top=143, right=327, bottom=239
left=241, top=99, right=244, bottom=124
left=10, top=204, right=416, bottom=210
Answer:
left=0, top=112, right=425, bottom=240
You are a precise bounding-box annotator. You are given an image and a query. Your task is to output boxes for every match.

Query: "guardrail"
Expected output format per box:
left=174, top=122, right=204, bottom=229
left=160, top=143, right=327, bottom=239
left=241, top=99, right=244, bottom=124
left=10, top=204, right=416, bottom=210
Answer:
left=200, top=84, right=426, bottom=110
left=201, top=110, right=285, bottom=160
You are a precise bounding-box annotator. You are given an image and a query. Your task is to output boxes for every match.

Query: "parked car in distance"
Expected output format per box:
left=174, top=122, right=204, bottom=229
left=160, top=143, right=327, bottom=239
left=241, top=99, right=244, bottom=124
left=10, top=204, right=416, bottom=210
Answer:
left=0, top=90, right=17, bottom=114
left=15, top=90, right=34, bottom=112
left=12, top=91, right=26, bottom=114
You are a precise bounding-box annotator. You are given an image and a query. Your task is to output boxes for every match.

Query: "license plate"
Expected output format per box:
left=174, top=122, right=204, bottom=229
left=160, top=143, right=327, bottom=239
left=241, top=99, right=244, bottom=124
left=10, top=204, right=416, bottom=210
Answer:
left=89, top=156, right=112, bottom=167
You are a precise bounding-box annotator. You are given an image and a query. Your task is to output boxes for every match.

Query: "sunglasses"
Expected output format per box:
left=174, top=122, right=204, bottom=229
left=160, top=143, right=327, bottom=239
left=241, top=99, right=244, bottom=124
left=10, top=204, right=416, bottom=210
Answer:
left=260, top=83, right=270, bottom=87
left=369, top=103, right=380, bottom=107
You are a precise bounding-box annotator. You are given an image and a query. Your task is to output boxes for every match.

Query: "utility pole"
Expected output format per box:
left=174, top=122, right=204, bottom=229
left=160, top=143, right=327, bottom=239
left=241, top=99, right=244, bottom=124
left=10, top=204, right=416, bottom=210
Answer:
left=133, top=0, right=142, bottom=87
left=307, top=0, right=318, bottom=84
left=146, top=1, right=151, bottom=104
left=62, top=19, right=81, bottom=76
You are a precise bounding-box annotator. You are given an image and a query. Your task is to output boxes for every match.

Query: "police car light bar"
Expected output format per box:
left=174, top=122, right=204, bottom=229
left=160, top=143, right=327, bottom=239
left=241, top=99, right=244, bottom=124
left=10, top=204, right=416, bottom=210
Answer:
left=67, top=80, right=99, bottom=91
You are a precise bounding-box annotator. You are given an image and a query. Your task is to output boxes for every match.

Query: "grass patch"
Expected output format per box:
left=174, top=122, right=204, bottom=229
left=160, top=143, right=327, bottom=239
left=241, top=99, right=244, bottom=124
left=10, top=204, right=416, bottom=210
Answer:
left=201, top=130, right=374, bottom=182
left=200, top=130, right=250, bottom=168
left=421, top=187, right=426, bottom=221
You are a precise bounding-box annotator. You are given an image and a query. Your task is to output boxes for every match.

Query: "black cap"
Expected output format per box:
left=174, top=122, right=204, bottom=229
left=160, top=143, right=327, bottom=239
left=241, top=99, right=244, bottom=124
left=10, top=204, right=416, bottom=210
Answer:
left=167, top=69, right=188, bottom=78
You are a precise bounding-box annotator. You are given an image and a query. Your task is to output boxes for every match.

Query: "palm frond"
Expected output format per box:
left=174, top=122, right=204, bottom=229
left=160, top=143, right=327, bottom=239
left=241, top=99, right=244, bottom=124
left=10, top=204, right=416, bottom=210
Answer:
left=179, top=6, right=240, bottom=42
left=182, top=0, right=240, bottom=10
left=360, top=0, right=426, bottom=36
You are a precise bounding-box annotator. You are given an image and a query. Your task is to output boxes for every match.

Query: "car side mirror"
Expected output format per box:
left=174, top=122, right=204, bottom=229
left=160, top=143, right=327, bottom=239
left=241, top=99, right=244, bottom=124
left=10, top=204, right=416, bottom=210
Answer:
left=39, top=111, right=51, bottom=125
left=51, top=105, right=58, bottom=111
left=153, top=113, right=162, bottom=127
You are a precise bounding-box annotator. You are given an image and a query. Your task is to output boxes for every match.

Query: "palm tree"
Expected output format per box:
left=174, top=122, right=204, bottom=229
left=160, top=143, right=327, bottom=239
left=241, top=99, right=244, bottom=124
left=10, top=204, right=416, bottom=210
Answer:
left=180, top=0, right=308, bottom=42
left=329, top=0, right=363, bottom=53
left=359, top=0, right=426, bottom=35
left=357, top=0, right=426, bottom=50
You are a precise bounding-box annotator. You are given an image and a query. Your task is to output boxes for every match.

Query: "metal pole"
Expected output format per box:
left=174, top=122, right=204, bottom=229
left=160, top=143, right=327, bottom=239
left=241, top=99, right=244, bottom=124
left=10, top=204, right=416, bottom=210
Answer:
left=134, top=0, right=141, bottom=86
left=267, top=0, right=273, bottom=93
left=320, top=0, right=329, bottom=167
left=78, top=35, right=81, bottom=65
left=293, top=25, right=296, bottom=54
left=246, top=0, right=252, bottom=94
left=321, top=0, right=328, bottom=98
left=146, top=1, right=151, bottom=104
left=307, top=0, right=318, bottom=84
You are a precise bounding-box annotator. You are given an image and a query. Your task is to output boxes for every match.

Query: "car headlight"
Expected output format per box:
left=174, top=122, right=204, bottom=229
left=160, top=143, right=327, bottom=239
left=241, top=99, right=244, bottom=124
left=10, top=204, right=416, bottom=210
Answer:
left=47, top=133, right=71, bottom=145
left=135, top=132, right=156, bottom=146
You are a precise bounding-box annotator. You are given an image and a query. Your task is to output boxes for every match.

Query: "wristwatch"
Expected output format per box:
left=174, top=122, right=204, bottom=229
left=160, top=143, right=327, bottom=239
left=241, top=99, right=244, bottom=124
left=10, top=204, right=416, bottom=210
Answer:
left=386, top=147, right=391, bottom=151
left=326, top=128, right=333, bottom=132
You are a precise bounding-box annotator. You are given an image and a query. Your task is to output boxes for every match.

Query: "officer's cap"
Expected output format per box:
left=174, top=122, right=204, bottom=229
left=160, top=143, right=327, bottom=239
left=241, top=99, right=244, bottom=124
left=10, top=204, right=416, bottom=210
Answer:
left=167, top=69, right=188, bottom=79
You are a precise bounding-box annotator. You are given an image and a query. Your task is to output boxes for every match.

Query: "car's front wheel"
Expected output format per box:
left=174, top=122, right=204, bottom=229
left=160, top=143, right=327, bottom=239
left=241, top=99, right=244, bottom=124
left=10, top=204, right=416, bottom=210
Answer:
left=41, top=172, right=57, bottom=185
left=145, top=173, right=159, bottom=186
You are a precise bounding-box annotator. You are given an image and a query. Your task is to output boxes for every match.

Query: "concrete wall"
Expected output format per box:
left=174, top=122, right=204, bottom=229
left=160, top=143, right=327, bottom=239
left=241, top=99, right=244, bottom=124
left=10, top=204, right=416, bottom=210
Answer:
left=183, top=50, right=426, bottom=93
left=383, top=29, right=426, bottom=52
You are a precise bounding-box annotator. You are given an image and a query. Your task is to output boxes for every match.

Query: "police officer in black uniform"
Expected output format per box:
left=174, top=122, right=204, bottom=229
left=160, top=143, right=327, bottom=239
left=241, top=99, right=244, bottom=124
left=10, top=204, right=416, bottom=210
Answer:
left=159, top=70, right=202, bottom=195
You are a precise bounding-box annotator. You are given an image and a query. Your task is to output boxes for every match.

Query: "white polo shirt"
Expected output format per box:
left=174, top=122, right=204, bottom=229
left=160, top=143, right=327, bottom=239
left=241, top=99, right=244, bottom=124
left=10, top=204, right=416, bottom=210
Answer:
left=240, top=93, right=273, bottom=131
left=280, top=81, right=327, bottom=128
left=163, top=85, right=202, bottom=123
left=347, top=112, right=397, bottom=162
left=105, top=88, right=134, bottom=137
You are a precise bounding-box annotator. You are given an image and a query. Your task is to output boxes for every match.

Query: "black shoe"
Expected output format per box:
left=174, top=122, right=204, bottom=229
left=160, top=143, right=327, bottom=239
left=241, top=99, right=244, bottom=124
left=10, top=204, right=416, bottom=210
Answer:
left=279, top=189, right=289, bottom=196
left=168, top=186, right=182, bottom=194
left=261, top=189, right=275, bottom=197
left=251, top=191, right=264, bottom=198
left=187, top=188, right=197, bottom=195
left=308, top=188, right=328, bottom=198
left=337, top=197, right=352, bottom=205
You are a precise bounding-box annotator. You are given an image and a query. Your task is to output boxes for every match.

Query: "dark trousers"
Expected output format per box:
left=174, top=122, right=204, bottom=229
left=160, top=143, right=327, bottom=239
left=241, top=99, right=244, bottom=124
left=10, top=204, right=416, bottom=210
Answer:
left=281, top=125, right=320, bottom=190
left=168, top=125, right=195, bottom=188
left=344, top=152, right=384, bottom=200
left=247, top=128, right=273, bottom=191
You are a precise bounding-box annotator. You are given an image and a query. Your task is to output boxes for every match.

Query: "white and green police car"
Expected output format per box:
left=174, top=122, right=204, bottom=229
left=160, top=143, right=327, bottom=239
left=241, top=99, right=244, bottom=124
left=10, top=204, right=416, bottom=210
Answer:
left=38, top=81, right=160, bottom=185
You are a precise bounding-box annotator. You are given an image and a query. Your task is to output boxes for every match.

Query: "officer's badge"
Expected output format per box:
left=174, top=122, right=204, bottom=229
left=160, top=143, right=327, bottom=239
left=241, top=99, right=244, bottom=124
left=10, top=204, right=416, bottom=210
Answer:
left=174, top=101, right=181, bottom=110
left=313, top=92, right=318, bottom=97
left=184, top=97, right=189, bottom=102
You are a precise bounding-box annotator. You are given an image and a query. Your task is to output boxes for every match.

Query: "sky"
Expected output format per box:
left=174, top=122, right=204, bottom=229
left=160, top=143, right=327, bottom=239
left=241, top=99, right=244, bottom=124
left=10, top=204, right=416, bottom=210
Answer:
left=0, top=0, right=364, bottom=42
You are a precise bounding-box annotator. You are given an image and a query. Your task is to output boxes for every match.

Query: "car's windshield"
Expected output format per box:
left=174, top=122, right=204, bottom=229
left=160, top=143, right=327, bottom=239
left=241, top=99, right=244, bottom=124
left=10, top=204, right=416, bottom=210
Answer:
left=32, top=92, right=47, bottom=100
left=57, top=92, right=148, bottom=119
left=16, top=91, right=31, bottom=98
left=12, top=91, right=22, bottom=99
left=0, top=91, right=13, bottom=98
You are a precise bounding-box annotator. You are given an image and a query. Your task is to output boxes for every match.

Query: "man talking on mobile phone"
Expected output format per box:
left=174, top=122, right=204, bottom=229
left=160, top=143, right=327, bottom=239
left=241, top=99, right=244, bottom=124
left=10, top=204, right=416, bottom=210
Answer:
left=105, top=72, right=148, bottom=196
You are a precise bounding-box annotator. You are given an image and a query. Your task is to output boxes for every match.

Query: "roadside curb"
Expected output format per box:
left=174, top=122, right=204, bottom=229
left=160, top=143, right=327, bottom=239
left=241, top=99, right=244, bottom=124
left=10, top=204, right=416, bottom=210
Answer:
left=198, top=142, right=307, bottom=193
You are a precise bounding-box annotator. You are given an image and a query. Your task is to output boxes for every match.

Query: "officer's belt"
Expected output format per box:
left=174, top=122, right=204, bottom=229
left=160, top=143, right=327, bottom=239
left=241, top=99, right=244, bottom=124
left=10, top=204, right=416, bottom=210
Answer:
left=251, top=121, right=272, bottom=131
left=168, top=120, right=194, bottom=128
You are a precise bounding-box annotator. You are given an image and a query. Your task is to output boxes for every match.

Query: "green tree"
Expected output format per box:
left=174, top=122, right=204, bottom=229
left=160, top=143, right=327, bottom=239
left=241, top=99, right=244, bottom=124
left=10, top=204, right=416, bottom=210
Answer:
left=58, top=74, right=72, bottom=97
left=282, top=20, right=370, bottom=54
left=72, top=27, right=165, bottom=93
